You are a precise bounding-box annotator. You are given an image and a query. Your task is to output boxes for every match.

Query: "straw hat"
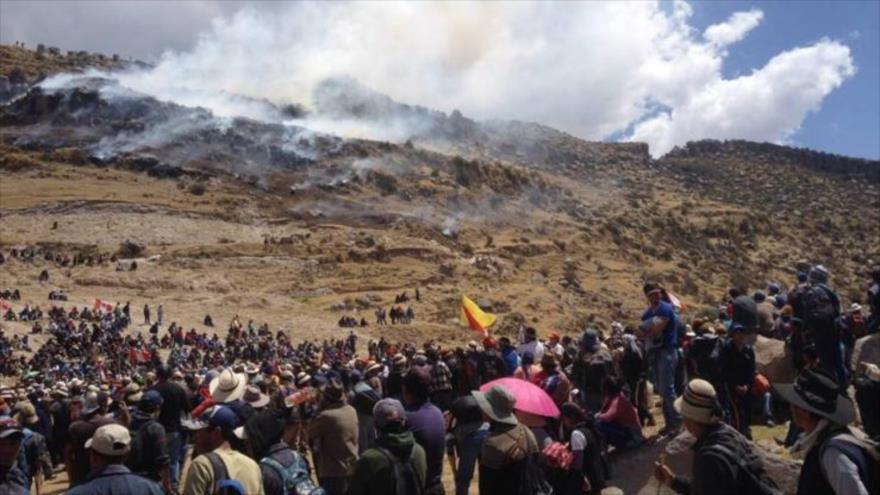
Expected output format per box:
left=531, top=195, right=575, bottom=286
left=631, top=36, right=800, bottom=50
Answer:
left=209, top=368, right=248, bottom=403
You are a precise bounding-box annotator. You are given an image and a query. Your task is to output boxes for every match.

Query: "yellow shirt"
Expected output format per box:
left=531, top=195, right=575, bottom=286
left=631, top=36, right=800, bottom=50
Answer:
left=182, top=447, right=265, bottom=495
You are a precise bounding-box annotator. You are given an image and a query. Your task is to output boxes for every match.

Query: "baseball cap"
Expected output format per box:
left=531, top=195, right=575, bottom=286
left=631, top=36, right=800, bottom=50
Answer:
left=138, top=390, right=164, bottom=411
left=85, top=424, right=131, bottom=456
left=0, top=417, right=23, bottom=439
left=182, top=405, right=238, bottom=432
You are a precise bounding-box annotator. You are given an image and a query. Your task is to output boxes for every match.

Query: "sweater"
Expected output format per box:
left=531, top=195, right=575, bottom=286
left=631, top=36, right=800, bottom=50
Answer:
left=307, top=401, right=359, bottom=478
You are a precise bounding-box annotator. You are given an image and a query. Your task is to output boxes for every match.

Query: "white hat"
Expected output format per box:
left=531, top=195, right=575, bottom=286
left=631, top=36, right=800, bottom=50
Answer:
left=209, top=368, right=248, bottom=403
left=86, top=424, right=131, bottom=456
left=674, top=379, right=722, bottom=425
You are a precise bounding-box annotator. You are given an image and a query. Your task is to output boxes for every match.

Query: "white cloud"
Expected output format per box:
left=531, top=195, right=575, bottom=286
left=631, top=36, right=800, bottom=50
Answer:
left=631, top=39, right=856, bottom=155
left=703, top=9, right=764, bottom=48
left=19, top=1, right=856, bottom=157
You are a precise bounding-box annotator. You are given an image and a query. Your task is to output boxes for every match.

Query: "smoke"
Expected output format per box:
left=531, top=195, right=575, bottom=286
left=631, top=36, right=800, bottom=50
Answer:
left=81, top=1, right=855, bottom=157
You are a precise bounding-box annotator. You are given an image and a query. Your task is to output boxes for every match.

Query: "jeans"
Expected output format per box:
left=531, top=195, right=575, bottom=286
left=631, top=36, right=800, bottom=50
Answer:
left=167, top=431, right=183, bottom=491
left=455, top=429, right=488, bottom=495
left=652, top=347, right=682, bottom=430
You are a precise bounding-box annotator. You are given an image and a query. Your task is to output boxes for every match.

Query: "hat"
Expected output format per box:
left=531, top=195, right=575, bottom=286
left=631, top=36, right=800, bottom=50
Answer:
left=767, top=282, right=781, bottom=294
left=392, top=353, right=407, bottom=368
left=863, top=363, right=880, bottom=382
left=85, top=424, right=131, bottom=456
left=243, top=386, right=270, bottom=409
left=773, top=367, right=855, bottom=425
left=321, top=378, right=344, bottom=403
left=373, top=398, right=407, bottom=430
left=450, top=395, right=484, bottom=439
left=730, top=296, right=758, bottom=331
left=280, top=370, right=294, bottom=381
left=809, top=265, right=829, bottom=284
left=365, top=362, right=384, bottom=376
left=472, top=385, right=517, bottom=425
left=245, top=363, right=260, bottom=375
left=182, top=405, right=239, bottom=432
left=482, top=337, right=497, bottom=349
left=82, top=391, right=101, bottom=415
left=674, top=379, right=722, bottom=425
left=581, top=328, right=600, bottom=352
left=209, top=368, right=248, bottom=403
left=13, top=401, right=39, bottom=425
left=0, top=417, right=23, bottom=439
left=138, top=390, right=164, bottom=411
left=548, top=332, right=561, bottom=341
left=467, top=340, right=478, bottom=350
left=781, top=305, right=794, bottom=317
left=850, top=303, right=862, bottom=312
left=296, top=372, right=311, bottom=387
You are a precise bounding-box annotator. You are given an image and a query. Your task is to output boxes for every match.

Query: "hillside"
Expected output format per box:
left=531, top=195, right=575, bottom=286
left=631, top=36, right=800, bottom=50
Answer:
left=1, top=44, right=878, bottom=349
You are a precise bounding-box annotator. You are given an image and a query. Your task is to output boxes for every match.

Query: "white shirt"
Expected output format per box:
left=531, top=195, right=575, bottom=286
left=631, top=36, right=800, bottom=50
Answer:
left=517, top=341, right=545, bottom=362
left=821, top=445, right=870, bottom=495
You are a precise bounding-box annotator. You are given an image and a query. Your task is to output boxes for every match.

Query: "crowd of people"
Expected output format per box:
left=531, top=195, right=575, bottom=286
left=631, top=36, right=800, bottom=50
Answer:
left=0, top=265, right=878, bottom=495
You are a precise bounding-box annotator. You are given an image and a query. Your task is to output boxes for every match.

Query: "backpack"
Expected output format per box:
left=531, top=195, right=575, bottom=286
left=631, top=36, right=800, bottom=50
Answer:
left=821, top=433, right=880, bottom=495
left=803, top=284, right=840, bottom=337
left=689, top=335, right=722, bottom=383
left=260, top=453, right=325, bottom=495
left=620, top=336, right=645, bottom=380
left=522, top=451, right=554, bottom=495
left=576, top=423, right=611, bottom=485
left=127, top=419, right=156, bottom=478
left=703, top=444, right=781, bottom=495
left=205, top=452, right=246, bottom=495
left=374, top=446, right=425, bottom=495
left=16, top=428, right=34, bottom=481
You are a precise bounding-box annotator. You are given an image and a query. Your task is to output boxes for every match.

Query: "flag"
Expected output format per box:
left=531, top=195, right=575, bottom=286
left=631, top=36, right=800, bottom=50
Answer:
left=93, top=298, right=113, bottom=313
left=460, top=295, right=496, bottom=335
left=662, top=289, right=687, bottom=313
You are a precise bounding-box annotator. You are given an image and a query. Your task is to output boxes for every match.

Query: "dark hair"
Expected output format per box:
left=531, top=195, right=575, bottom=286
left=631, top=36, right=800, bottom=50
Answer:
left=156, top=363, right=172, bottom=380
left=560, top=402, right=586, bottom=422
left=643, top=282, right=660, bottom=295
left=602, top=376, right=622, bottom=396
left=92, top=451, right=128, bottom=465
left=403, top=368, right=430, bottom=402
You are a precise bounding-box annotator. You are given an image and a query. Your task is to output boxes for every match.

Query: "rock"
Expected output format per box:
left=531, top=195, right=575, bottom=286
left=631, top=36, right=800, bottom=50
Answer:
left=852, top=333, right=880, bottom=371
left=621, top=431, right=801, bottom=495
left=754, top=335, right=796, bottom=384
left=117, top=240, right=145, bottom=257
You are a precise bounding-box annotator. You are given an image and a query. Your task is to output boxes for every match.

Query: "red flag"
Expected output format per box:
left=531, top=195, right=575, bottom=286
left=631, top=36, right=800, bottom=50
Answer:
left=93, top=298, right=113, bottom=313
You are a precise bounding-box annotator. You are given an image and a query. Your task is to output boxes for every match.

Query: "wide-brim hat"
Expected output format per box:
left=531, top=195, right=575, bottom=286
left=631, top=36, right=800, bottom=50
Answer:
left=472, top=385, right=518, bottom=426
left=243, top=386, right=270, bottom=409
left=209, top=368, right=248, bottom=403
left=773, top=367, right=855, bottom=425
left=365, top=362, right=384, bottom=375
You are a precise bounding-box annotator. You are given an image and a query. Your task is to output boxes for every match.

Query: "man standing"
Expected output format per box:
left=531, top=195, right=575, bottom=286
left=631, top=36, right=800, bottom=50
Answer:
left=0, top=418, right=28, bottom=495
left=403, top=367, right=446, bottom=495
left=349, top=398, right=428, bottom=495
left=126, top=391, right=171, bottom=493
left=151, top=364, right=190, bottom=491
left=719, top=296, right=759, bottom=439
left=775, top=368, right=878, bottom=495
left=66, top=424, right=164, bottom=495
left=640, top=282, right=681, bottom=434
left=307, top=377, right=358, bottom=495
left=182, top=406, right=264, bottom=495
left=66, top=392, right=117, bottom=487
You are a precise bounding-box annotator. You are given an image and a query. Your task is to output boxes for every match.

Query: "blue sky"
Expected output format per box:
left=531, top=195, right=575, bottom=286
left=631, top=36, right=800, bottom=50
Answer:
left=689, top=1, right=879, bottom=159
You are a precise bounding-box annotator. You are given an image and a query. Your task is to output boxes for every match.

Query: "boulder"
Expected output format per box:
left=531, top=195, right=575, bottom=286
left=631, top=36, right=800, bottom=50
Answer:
left=852, top=333, right=880, bottom=371
left=754, top=335, right=796, bottom=384
left=618, top=431, right=801, bottom=495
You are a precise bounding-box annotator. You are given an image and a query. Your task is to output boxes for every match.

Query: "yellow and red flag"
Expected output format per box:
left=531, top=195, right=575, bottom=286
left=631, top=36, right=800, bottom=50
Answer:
left=460, top=295, right=496, bottom=335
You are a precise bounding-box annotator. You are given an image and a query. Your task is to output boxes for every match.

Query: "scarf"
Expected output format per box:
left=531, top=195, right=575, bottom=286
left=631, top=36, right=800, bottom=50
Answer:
left=790, top=419, right=868, bottom=460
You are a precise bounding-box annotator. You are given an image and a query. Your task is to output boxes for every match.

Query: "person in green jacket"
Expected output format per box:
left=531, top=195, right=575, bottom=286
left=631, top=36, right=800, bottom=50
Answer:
left=348, top=398, right=427, bottom=495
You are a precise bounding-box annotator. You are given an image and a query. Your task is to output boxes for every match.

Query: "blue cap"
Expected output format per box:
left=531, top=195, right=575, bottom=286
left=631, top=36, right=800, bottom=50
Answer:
left=182, top=405, right=238, bottom=432
left=138, top=390, right=163, bottom=410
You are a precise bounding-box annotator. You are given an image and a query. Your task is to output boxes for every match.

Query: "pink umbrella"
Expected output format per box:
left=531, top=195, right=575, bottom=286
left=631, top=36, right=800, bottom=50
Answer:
left=480, top=377, right=560, bottom=418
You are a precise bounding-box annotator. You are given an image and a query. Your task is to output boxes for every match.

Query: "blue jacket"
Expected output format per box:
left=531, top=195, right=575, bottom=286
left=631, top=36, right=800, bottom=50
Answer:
left=65, top=464, right=164, bottom=495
